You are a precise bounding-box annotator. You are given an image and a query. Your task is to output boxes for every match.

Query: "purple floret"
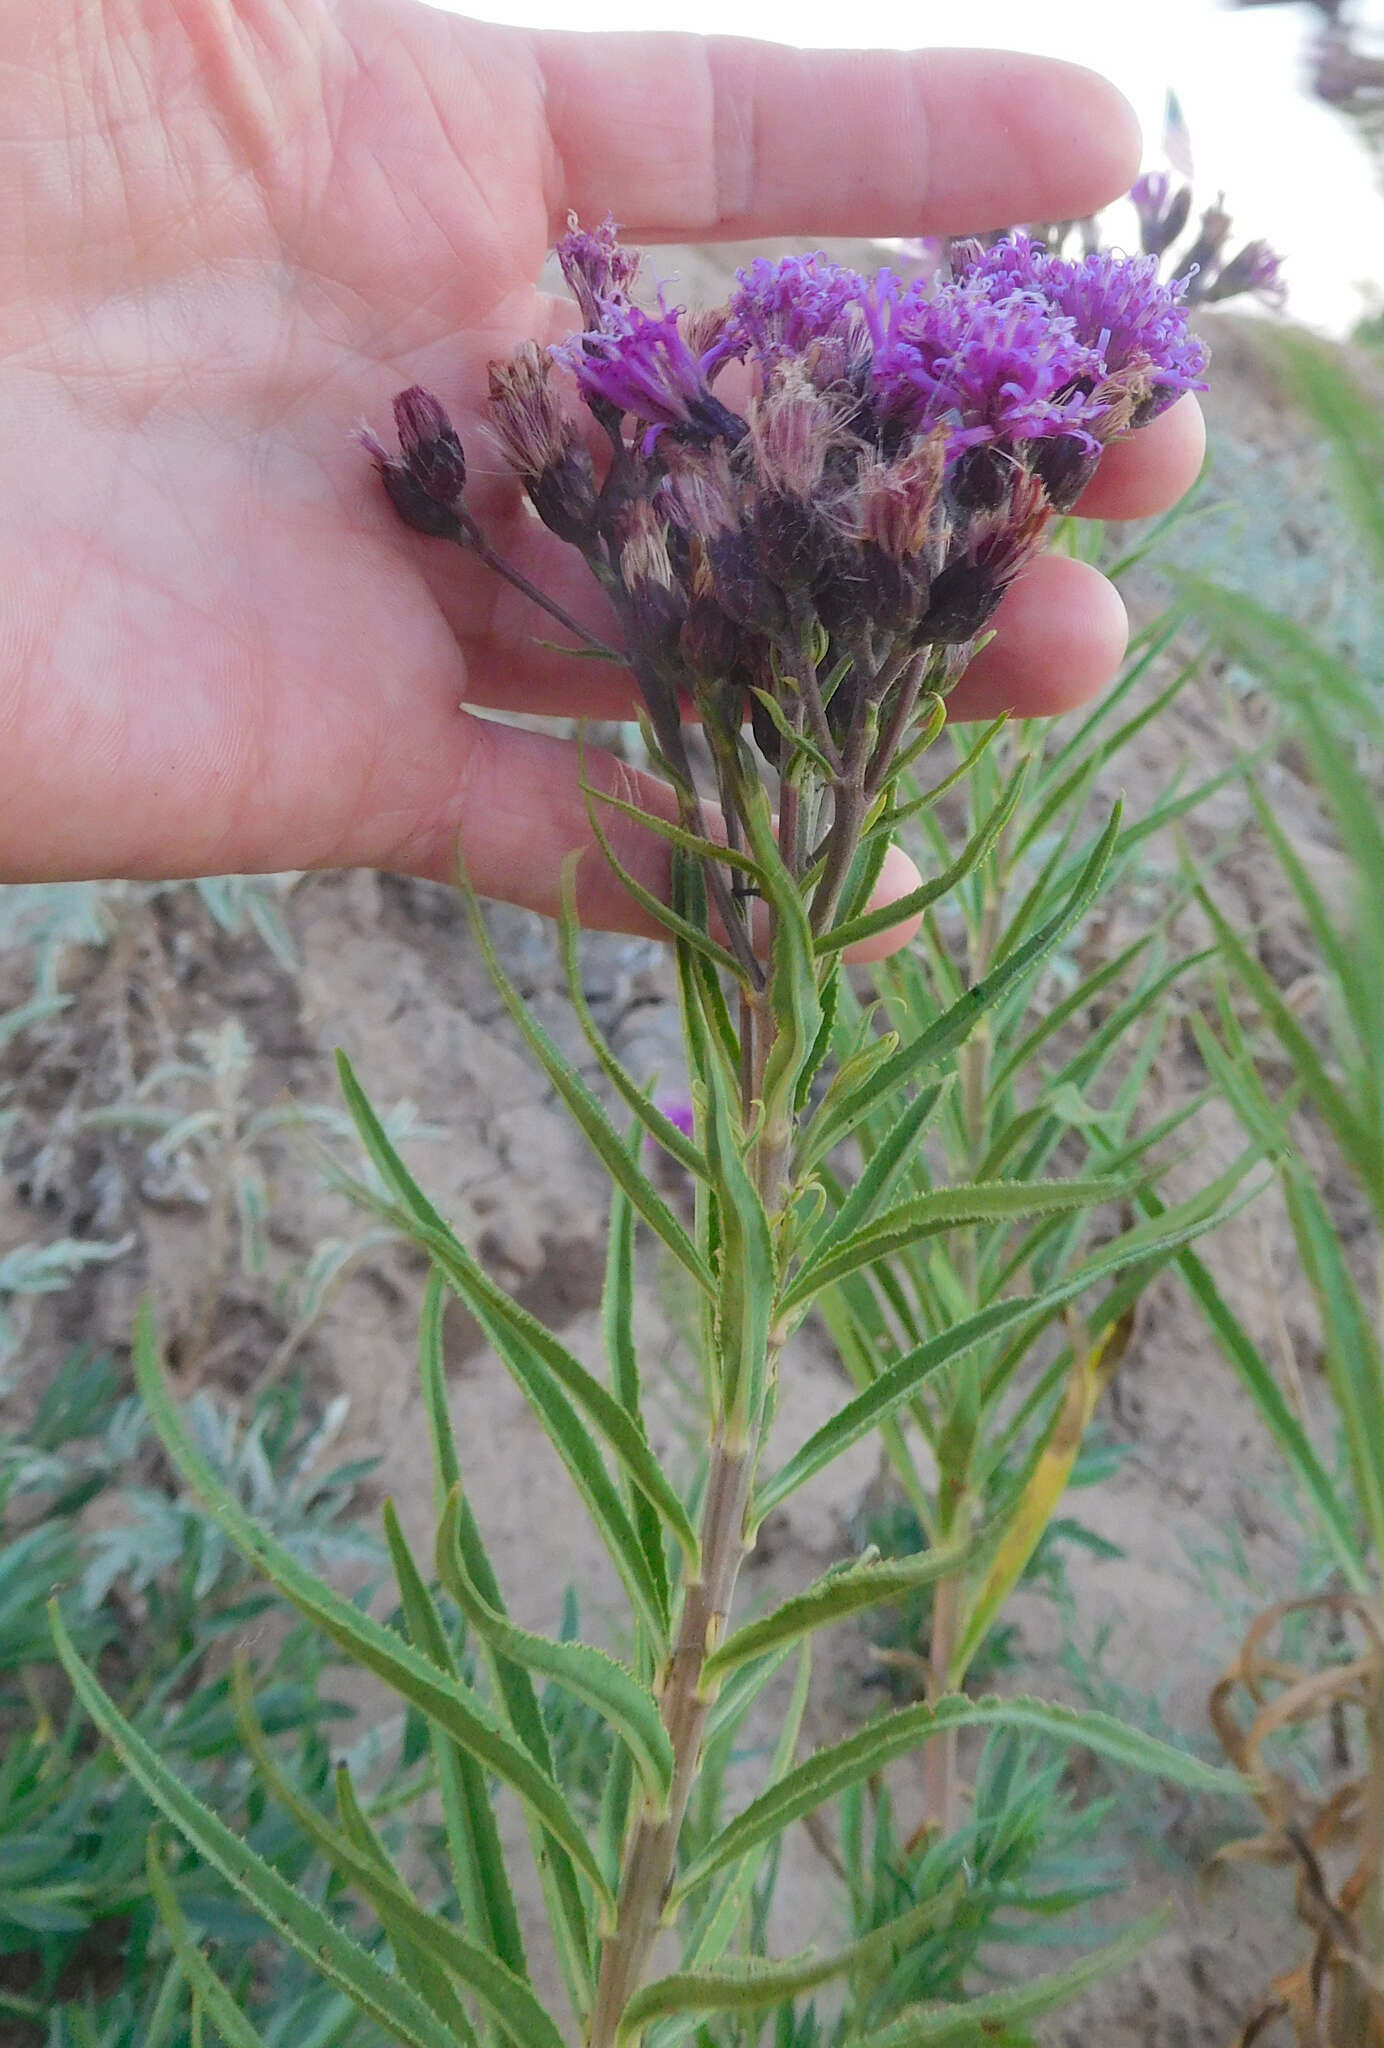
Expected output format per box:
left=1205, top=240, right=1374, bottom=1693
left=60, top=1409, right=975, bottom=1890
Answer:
left=710, top=253, right=880, bottom=372
left=955, top=239, right=1208, bottom=421
left=555, top=303, right=745, bottom=447
left=873, top=279, right=1108, bottom=453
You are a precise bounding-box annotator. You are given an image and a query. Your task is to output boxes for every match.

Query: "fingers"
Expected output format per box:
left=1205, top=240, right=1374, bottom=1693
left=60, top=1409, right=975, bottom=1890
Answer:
left=948, top=554, right=1129, bottom=722
left=395, top=716, right=924, bottom=960
left=1076, top=394, right=1206, bottom=521
left=532, top=36, right=1140, bottom=244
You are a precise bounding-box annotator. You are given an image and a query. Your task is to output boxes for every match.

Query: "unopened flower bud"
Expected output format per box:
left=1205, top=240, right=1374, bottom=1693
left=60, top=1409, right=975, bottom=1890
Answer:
left=616, top=499, right=686, bottom=661
left=1179, top=198, right=1234, bottom=299
left=360, top=386, right=469, bottom=540
left=1129, top=172, right=1193, bottom=258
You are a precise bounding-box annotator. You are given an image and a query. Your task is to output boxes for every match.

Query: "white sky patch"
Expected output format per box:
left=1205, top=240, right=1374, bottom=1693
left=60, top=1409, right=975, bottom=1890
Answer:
left=433, top=0, right=1384, bottom=332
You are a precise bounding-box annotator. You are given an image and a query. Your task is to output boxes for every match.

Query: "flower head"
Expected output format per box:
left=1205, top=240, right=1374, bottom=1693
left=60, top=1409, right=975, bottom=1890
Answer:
left=954, top=239, right=1209, bottom=424
left=556, top=213, right=642, bottom=331
left=711, top=253, right=879, bottom=375
left=555, top=302, right=746, bottom=449
left=874, top=279, right=1107, bottom=452
left=1204, top=238, right=1287, bottom=308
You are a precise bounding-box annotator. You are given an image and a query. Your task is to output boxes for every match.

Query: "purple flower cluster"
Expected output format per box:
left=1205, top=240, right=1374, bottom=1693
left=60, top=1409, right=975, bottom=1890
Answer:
left=370, top=218, right=1208, bottom=777
left=1129, top=173, right=1287, bottom=309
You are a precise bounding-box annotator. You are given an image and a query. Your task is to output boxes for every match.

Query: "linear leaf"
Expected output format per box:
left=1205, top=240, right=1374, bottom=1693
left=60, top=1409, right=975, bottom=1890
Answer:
left=51, top=1605, right=463, bottom=2048
left=674, top=1695, right=1245, bottom=1900
left=856, top=1911, right=1166, bottom=2048
left=1164, top=1234, right=1368, bottom=1595
left=129, top=1304, right=613, bottom=1912
left=603, top=1131, right=672, bottom=1621
left=145, top=1840, right=272, bottom=2048
left=620, top=1893, right=962, bottom=2042
left=703, top=1542, right=973, bottom=1684
left=437, top=1488, right=674, bottom=1806
left=806, top=807, right=1122, bottom=1162
left=820, top=759, right=1027, bottom=956
left=416, top=1281, right=595, bottom=2021
left=1285, top=1168, right=1384, bottom=1571
left=228, top=1663, right=477, bottom=2042
left=804, top=1083, right=948, bottom=1269
left=700, top=1045, right=777, bottom=1433
left=453, top=895, right=715, bottom=1292
left=338, top=1053, right=699, bottom=1578
left=782, top=1178, right=1123, bottom=1318
left=383, top=1499, right=529, bottom=1982
left=557, top=864, right=707, bottom=1180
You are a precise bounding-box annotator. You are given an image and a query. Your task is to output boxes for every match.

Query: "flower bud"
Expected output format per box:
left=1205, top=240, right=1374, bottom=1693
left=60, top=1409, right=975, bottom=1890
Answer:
left=488, top=344, right=598, bottom=543
left=360, top=386, right=469, bottom=540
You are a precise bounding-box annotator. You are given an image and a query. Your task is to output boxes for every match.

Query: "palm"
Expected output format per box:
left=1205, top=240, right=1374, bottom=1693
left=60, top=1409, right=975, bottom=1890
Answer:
left=0, top=1, right=1196, bottom=932
left=2, top=2, right=569, bottom=879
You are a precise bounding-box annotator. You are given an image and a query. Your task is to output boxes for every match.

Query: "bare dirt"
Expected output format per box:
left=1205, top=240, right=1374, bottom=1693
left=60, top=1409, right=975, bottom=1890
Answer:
left=2, top=279, right=1371, bottom=2042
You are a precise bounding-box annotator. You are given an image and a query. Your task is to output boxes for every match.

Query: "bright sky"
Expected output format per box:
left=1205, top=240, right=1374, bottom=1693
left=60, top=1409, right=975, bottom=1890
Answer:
left=441, top=0, right=1384, bottom=333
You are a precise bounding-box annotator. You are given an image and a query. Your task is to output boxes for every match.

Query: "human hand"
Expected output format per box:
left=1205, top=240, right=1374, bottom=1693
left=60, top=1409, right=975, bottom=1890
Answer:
left=0, top=1, right=1203, bottom=947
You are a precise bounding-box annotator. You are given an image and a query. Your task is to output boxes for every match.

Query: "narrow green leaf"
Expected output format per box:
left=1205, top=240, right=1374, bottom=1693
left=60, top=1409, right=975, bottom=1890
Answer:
left=557, top=863, right=707, bottom=1180
left=703, top=1542, right=972, bottom=1683
left=782, top=1178, right=1123, bottom=1318
left=339, top=1054, right=698, bottom=1576
left=450, top=893, right=716, bottom=1292
left=1195, top=887, right=1382, bottom=1191
left=383, top=1500, right=529, bottom=1981
left=1286, top=1168, right=1384, bottom=1571
left=806, top=1083, right=948, bottom=1268
left=145, top=1840, right=272, bottom=2048
left=51, top=1605, right=464, bottom=2048
left=856, top=1911, right=1166, bottom=2048
left=586, top=784, right=764, bottom=878
left=579, top=774, right=746, bottom=977
left=759, top=1175, right=1256, bottom=1523
left=820, top=759, right=1027, bottom=956
left=1165, top=1233, right=1368, bottom=1594
left=674, top=1695, right=1245, bottom=1901
left=808, top=807, right=1122, bottom=1162
left=700, top=1048, right=777, bottom=1434
left=129, top=1305, right=614, bottom=1913
left=437, top=1488, right=674, bottom=1806
left=620, top=1893, right=962, bottom=2042
left=603, top=1130, right=672, bottom=1622
left=417, top=1287, right=595, bottom=2022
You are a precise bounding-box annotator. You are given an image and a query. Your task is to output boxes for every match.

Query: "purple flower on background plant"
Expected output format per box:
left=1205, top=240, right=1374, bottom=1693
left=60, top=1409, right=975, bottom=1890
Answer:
left=555, top=302, right=746, bottom=447
left=1129, top=171, right=1193, bottom=258
left=1204, top=238, right=1288, bottom=307
left=955, top=240, right=1209, bottom=423
left=655, top=1093, right=696, bottom=1140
